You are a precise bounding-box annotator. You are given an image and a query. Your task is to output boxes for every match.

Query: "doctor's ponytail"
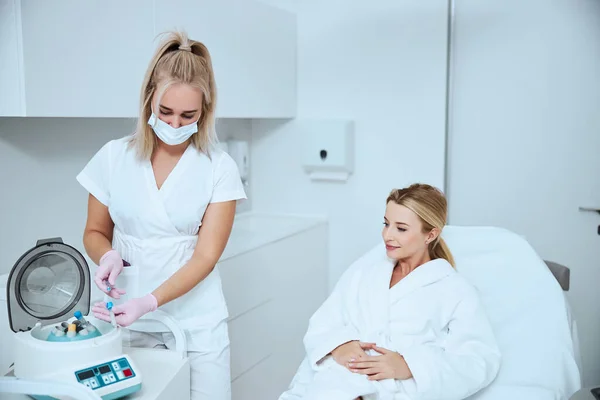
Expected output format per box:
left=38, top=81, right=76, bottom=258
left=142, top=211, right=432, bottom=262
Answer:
left=386, top=184, right=456, bottom=268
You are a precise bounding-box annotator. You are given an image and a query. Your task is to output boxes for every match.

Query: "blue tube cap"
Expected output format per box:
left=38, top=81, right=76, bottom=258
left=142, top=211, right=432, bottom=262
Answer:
left=106, top=302, right=113, bottom=310
left=74, top=310, right=82, bottom=319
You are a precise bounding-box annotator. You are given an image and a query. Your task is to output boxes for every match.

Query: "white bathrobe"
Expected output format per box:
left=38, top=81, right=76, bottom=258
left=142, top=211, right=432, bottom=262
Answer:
left=280, top=252, right=502, bottom=400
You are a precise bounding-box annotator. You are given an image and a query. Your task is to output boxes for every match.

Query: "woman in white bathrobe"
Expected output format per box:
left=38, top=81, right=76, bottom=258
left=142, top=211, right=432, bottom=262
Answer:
left=280, top=184, right=501, bottom=400
left=77, top=31, right=246, bottom=399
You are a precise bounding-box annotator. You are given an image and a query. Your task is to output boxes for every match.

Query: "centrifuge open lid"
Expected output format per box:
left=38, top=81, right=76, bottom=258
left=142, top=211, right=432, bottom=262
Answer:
left=6, top=237, right=91, bottom=333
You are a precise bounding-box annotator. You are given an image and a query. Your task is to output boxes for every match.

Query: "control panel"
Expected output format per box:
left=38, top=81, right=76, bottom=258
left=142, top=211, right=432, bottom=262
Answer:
left=74, top=357, right=137, bottom=390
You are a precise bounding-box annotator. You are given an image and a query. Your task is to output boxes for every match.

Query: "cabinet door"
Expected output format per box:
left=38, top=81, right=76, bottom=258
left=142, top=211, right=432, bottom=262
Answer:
left=268, top=225, right=328, bottom=396
left=220, top=224, right=328, bottom=398
left=225, top=0, right=297, bottom=118
left=0, top=0, right=25, bottom=116
left=155, top=0, right=297, bottom=119
left=20, top=1, right=154, bottom=117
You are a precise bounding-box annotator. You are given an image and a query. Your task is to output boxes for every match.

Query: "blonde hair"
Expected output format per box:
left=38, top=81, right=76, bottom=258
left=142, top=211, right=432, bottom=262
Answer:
left=386, top=183, right=455, bottom=267
left=129, top=31, right=217, bottom=160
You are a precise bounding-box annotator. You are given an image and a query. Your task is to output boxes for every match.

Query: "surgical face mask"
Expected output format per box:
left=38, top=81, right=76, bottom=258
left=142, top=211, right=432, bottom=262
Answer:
left=147, top=112, right=199, bottom=146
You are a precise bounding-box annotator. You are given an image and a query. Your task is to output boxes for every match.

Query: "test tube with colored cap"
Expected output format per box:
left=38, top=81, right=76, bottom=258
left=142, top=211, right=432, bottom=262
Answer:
left=67, top=323, right=77, bottom=338
left=74, top=310, right=95, bottom=332
left=74, top=310, right=96, bottom=332
left=103, top=261, right=129, bottom=292
left=52, top=326, right=65, bottom=337
left=106, top=302, right=117, bottom=328
left=75, top=310, right=97, bottom=332
left=74, top=311, right=88, bottom=326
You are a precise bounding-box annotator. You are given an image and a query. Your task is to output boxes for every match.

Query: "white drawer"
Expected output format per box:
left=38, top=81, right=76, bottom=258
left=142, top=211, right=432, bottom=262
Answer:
left=229, top=300, right=274, bottom=380
left=219, top=246, right=274, bottom=321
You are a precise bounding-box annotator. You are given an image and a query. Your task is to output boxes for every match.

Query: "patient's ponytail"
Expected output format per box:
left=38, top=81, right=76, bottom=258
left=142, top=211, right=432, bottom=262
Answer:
left=386, top=183, right=456, bottom=268
left=430, top=237, right=455, bottom=268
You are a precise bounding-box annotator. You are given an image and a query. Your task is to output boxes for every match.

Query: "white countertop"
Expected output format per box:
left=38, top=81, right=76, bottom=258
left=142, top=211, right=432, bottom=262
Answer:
left=2, top=346, right=190, bottom=400
left=74, top=213, right=326, bottom=269
left=219, top=212, right=327, bottom=261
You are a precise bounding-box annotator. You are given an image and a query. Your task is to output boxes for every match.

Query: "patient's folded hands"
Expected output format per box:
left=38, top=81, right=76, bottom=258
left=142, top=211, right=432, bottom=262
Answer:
left=347, top=345, right=413, bottom=381
left=331, top=340, right=376, bottom=368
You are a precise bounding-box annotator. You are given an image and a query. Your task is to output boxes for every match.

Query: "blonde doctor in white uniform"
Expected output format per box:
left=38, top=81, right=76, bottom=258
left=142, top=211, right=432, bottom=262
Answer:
left=77, top=31, right=246, bottom=400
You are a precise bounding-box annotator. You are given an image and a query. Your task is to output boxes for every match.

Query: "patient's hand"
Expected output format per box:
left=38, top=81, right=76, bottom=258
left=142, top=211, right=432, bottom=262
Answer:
left=331, top=341, right=375, bottom=368
left=347, top=345, right=413, bottom=381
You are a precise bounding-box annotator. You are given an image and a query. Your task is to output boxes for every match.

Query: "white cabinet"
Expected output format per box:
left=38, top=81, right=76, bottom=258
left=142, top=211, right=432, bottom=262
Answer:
left=0, top=0, right=297, bottom=119
left=155, top=0, right=297, bottom=119
left=19, top=1, right=154, bottom=118
left=0, top=0, right=24, bottom=116
left=218, top=215, right=328, bottom=399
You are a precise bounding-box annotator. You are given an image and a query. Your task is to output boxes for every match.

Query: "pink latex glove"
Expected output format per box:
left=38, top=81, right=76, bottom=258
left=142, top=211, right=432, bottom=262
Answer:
left=92, top=294, right=158, bottom=327
left=94, top=249, right=126, bottom=299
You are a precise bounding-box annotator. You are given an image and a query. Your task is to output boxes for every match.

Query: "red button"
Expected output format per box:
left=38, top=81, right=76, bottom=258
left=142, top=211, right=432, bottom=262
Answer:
left=123, top=369, right=132, bottom=377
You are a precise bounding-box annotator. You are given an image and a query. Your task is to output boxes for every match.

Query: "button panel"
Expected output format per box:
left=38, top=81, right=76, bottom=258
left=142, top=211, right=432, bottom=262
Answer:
left=74, top=357, right=136, bottom=390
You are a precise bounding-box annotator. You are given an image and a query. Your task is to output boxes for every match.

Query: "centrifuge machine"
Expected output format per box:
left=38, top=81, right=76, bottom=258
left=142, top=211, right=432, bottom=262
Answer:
left=0, top=237, right=190, bottom=400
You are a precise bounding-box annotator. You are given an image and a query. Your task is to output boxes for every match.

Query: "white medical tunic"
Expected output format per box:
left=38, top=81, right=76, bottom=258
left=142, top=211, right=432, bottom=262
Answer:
left=76, top=136, right=246, bottom=340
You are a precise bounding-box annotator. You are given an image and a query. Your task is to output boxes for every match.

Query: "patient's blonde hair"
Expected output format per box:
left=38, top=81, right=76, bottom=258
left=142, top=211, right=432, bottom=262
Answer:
left=387, top=183, right=455, bottom=268
left=129, top=31, right=217, bottom=160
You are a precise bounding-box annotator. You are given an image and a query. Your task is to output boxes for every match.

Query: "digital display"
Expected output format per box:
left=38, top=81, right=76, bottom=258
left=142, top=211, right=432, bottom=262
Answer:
left=77, top=370, right=94, bottom=380
left=99, top=365, right=111, bottom=374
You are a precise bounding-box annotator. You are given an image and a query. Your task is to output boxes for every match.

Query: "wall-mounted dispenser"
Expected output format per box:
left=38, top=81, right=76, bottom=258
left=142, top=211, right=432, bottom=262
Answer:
left=227, top=140, right=250, bottom=185
left=302, top=120, right=354, bottom=182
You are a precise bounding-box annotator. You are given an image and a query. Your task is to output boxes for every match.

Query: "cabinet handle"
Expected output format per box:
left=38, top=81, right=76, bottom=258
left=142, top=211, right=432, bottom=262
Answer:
left=579, top=206, right=600, bottom=215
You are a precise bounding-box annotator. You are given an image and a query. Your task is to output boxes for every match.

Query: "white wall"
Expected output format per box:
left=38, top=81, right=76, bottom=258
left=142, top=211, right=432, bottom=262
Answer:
left=0, top=117, right=252, bottom=275
left=447, top=0, right=600, bottom=387
left=250, top=0, right=449, bottom=287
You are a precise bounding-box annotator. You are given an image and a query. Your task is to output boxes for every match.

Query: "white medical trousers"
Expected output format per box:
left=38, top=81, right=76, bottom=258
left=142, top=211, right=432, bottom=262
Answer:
left=123, top=324, right=231, bottom=400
